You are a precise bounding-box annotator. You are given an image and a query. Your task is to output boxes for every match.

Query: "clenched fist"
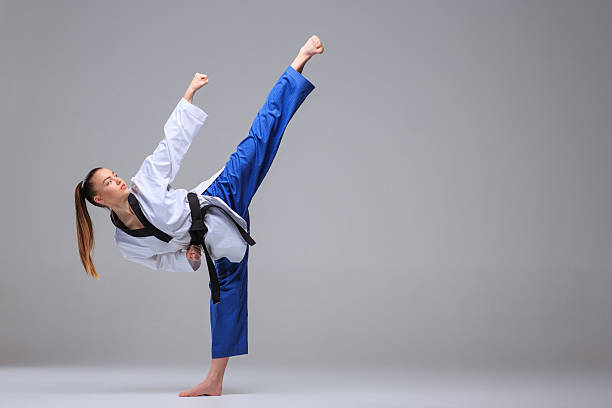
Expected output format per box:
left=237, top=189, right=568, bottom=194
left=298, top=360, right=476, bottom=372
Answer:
left=184, top=73, right=208, bottom=103
left=186, top=244, right=202, bottom=261
left=188, top=72, right=208, bottom=92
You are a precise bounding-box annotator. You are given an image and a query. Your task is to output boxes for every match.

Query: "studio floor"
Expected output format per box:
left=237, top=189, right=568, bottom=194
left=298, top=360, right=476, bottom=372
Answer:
left=1, top=364, right=612, bottom=407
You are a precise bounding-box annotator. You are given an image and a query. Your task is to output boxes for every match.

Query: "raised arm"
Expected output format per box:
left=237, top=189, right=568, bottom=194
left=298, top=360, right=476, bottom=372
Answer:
left=131, top=73, right=210, bottom=191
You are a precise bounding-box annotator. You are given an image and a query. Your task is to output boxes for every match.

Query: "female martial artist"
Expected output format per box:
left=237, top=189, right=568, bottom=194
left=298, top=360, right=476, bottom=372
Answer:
left=73, top=35, right=324, bottom=397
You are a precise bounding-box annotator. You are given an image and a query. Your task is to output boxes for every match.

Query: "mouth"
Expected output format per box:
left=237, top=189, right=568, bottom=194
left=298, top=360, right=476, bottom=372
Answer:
left=121, top=183, right=127, bottom=190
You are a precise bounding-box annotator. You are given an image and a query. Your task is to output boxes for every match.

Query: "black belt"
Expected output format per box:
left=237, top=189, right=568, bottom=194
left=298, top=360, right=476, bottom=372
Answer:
left=187, top=192, right=256, bottom=304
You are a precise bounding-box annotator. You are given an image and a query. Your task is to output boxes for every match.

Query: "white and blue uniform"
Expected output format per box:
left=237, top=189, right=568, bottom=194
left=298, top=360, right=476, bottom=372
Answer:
left=112, top=65, right=316, bottom=358
left=112, top=98, right=249, bottom=272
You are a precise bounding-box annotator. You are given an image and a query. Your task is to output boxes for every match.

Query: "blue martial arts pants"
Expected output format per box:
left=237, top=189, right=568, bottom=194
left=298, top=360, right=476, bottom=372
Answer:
left=202, top=65, right=315, bottom=358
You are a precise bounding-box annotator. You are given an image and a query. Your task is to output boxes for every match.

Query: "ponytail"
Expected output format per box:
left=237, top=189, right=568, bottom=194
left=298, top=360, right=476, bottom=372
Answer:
left=74, top=168, right=104, bottom=279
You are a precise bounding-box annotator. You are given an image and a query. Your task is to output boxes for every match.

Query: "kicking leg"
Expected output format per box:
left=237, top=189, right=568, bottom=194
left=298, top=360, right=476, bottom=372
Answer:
left=202, top=35, right=323, bottom=218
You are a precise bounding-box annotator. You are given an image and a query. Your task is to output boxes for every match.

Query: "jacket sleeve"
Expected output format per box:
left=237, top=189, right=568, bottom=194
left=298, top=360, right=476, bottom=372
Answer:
left=132, top=97, right=208, bottom=190
left=117, top=243, right=202, bottom=273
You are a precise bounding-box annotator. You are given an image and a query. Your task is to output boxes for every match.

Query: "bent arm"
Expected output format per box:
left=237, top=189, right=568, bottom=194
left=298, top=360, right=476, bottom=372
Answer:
left=117, top=244, right=201, bottom=273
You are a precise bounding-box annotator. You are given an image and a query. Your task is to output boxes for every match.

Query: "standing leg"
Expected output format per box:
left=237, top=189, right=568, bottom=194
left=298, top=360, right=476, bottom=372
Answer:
left=179, top=35, right=324, bottom=398
left=178, top=210, right=252, bottom=397
left=178, top=357, right=228, bottom=397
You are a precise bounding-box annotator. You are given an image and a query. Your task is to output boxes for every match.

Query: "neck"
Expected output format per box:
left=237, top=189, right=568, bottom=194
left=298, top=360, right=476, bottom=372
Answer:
left=111, top=194, right=134, bottom=217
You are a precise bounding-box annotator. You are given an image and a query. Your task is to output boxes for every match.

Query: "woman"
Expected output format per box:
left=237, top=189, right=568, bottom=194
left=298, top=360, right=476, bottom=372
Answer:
left=74, top=35, right=324, bottom=397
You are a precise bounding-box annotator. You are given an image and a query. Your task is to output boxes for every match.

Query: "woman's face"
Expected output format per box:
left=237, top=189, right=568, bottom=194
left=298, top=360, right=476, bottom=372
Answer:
left=92, top=168, right=130, bottom=207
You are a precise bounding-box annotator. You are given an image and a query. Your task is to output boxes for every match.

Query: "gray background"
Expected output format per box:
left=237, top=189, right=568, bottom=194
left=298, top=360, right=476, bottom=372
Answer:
left=1, top=0, right=611, bottom=373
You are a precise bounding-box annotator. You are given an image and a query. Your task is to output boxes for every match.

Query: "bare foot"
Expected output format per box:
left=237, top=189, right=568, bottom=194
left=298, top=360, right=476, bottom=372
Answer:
left=291, top=35, right=324, bottom=73
left=300, top=34, right=324, bottom=57
left=178, top=378, right=222, bottom=397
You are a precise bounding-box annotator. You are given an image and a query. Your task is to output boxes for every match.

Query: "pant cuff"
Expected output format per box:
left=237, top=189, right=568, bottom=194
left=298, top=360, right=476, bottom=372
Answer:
left=212, top=348, right=248, bottom=359
left=286, top=65, right=316, bottom=91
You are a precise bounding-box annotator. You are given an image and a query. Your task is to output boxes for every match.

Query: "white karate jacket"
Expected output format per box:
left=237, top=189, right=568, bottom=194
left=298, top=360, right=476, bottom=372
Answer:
left=113, top=97, right=249, bottom=272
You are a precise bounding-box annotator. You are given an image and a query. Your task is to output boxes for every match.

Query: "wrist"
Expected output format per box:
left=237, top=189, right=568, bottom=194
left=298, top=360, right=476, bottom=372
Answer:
left=183, top=89, right=195, bottom=103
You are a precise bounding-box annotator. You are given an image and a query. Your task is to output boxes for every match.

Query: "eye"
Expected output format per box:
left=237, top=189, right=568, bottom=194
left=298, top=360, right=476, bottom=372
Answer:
left=106, top=175, right=117, bottom=185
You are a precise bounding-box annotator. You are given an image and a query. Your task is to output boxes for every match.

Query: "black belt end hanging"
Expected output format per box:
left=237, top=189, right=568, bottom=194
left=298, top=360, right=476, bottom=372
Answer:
left=186, top=192, right=256, bottom=304
left=187, top=192, right=255, bottom=305
left=187, top=192, right=221, bottom=304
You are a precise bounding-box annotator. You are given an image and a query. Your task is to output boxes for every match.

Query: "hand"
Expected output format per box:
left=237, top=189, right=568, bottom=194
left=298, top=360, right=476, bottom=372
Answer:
left=188, top=72, right=208, bottom=93
left=186, top=244, right=202, bottom=262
